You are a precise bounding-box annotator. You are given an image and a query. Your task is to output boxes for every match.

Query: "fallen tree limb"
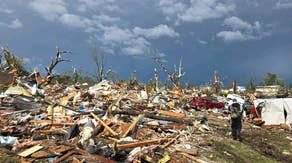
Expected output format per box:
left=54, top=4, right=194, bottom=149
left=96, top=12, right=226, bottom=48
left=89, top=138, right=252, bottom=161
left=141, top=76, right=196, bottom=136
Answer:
left=112, top=110, right=194, bottom=125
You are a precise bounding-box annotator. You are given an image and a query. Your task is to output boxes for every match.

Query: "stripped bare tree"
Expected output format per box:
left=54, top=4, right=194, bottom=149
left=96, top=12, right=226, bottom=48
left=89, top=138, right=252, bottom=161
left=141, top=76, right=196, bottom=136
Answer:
left=213, top=70, right=222, bottom=94
left=45, top=47, right=71, bottom=77
left=152, top=51, right=185, bottom=87
left=91, top=41, right=104, bottom=82
left=154, top=68, right=159, bottom=92
left=90, top=41, right=117, bottom=82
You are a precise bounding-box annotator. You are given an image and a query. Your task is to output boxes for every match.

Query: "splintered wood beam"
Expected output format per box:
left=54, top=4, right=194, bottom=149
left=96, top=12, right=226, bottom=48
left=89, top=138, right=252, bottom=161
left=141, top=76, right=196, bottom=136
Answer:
left=161, top=134, right=181, bottom=149
left=146, top=124, right=185, bottom=130
left=90, top=112, right=118, bottom=137
left=51, top=142, right=117, bottom=163
left=157, top=110, right=185, bottom=118
left=109, top=93, right=125, bottom=112
left=117, top=138, right=170, bottom=149
left=122, top=114, right=143, bottom=138
left=75, top=148, right=117, bottom=163
left=33, top=129, right=67, bottom=135
left=178, top=152, right=208, bottom=163
left=112, top=110, right=194, bottom=125
left=30, top=120, right=74, bottom=126
left=53, top=150, right=75, bottom=163
left=12, top=140, right=43, bottom=152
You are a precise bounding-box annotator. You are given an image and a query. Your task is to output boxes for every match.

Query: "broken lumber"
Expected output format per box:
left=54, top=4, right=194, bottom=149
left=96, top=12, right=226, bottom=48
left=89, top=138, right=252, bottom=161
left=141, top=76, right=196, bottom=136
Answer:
left=30, top=120, right=74, bottom=125
left=178, top=152, right=208, bottom=163
left=122, top=114, right=143, bottom=138
left=90, top=112, right=119, bottom=137
left=31, top=150, right=57, bottom=159
left=117, top=138, right=170, bottom=149
left=18, top=144, right=44, bottom=157
left=146, top=124, right=186, bottom=130
left=161, top=134, right=181, bottom=149
left=157, top=110, right=185, bottom=118
left=75, top=148, right=117, bottom=163
left=112, top=110, right=194, bottom=125
left=12, top=140, right=42, bottom=152
left=33, top=129, right=67, bottom=135
left=53, top=150, right=75, bottom=163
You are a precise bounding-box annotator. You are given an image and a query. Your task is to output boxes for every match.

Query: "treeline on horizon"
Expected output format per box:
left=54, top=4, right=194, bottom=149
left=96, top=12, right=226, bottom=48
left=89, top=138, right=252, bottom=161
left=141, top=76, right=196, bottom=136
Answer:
left=0, top=46, right=290, bottom=91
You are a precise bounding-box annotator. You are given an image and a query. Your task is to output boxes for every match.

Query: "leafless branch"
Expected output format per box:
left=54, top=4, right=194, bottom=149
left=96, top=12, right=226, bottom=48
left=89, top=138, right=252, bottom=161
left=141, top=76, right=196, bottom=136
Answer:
left=45, top=47, right=72, bottom=77
left=153, top=54, right=185, bottom=87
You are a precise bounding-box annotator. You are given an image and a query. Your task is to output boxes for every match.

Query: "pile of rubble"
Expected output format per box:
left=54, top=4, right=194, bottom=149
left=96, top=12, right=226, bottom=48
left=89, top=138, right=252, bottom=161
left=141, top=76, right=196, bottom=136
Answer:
left=0, top=74, right=221, bottom=163
left=0, top=47, right=291, bottom=162
left=0, top=46, right=228, bottom=162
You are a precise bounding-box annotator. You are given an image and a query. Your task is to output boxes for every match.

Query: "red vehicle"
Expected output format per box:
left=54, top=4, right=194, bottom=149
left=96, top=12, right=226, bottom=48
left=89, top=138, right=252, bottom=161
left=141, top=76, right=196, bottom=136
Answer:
left=189, top=97, right=225, bottom=109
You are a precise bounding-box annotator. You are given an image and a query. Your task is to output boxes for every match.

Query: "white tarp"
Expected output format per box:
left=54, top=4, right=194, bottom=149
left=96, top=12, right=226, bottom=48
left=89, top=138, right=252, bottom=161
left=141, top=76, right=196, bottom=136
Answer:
left=225, top=94, right=245, bottom=112
left=254, top=98, right=292, bottom=125
left=282, top=99, right=292, bottom=124
left=226, top=94, right=245, bottom=104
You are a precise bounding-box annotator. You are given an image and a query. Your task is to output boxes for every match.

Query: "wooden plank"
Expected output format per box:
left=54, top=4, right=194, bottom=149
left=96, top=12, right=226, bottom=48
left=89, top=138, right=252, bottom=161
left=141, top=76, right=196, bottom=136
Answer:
left=90, top=112, right=118, bottom=137
left=30, top=120, right=74, bottom=126
left=53, top=150, right=75, bottom=163
left=178, top=152, right=208, bottom=163
left=18, top=144, right=44, bottom=157
left=157, top=110, right=185, bottom=118
left=146, top=124, right=186, bottom=130
left=161, top=134, right=181, bottom=149
left=31, top=150, right=56, bottom=159
left=72, top=157, right=82, bottom=163
left=33, top=129, right=67, bottom=135
left=112, top=110, right=194, bottom=125
left=253, top=117, right=262, bottom=121
left=75, top=148, right=117, bottom=163
left=117, top=138, right=170, bottom=149
left=12, top=140, right=42, bottom=152
left=122, top=114, right=143, bottom=138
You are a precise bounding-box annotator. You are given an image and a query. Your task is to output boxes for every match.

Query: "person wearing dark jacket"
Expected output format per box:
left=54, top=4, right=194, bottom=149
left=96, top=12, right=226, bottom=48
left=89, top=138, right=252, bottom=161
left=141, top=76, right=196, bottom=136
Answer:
left=229, top=99, right=243, bottom=141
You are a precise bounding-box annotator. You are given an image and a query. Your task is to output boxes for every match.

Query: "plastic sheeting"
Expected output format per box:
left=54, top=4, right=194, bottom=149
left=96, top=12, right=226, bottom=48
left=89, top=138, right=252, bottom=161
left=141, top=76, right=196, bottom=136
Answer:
left=254, top=98, right=292, bottom=125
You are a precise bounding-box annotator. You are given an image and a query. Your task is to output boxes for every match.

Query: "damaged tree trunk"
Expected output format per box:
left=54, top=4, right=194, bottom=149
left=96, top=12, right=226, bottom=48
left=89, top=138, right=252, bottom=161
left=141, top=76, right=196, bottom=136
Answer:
left=45, top=47, right=71, bottom=79
left=154, top=56, right=185, bottom=87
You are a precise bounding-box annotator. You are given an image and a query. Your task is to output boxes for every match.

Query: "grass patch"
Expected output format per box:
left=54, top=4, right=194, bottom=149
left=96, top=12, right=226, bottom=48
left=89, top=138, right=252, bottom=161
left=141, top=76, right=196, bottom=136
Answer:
left=212, top=139, right=275, bottom=163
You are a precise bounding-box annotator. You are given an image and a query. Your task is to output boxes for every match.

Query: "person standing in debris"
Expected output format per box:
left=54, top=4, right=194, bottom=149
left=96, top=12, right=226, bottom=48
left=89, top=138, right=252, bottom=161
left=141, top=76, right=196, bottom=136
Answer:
left=229, top=99, right=243, bottom=141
